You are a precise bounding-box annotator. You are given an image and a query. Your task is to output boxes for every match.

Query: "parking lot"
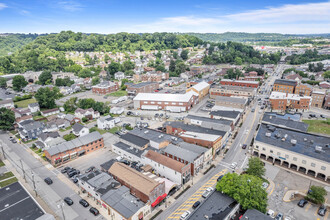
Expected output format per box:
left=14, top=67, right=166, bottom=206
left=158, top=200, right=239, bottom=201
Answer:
left=265, top=163, right=330, bottom=220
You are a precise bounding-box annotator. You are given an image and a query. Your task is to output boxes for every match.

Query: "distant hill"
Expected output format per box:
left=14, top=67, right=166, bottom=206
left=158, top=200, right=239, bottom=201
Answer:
left=0, top=34, right=39, bottom=56
left=185, top=32, right=330, bottom=43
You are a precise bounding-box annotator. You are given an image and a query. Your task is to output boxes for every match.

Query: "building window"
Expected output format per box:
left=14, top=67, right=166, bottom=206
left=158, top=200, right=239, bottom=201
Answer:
left=311, top=163, right=315, bottom=167
left=302, top=160, right=306, bottom=164
left=285, top=154, right=289, bottom=159
left=270, top=150, right=273, bottom=153
left=151, top=102, right=155, bottom=104
left=165, top=102, right=169, bottom=104
left=277, top=152, right=281, bottom=156
left=157, top=102, right=162, bottom=104
left=321, top=166, right=326, bottom=170
left=293, top=157, right=297, bottom=161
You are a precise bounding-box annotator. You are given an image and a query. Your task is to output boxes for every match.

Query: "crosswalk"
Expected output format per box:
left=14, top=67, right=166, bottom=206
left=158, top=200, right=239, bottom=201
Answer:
left=167, top=169, right=227, bottom=219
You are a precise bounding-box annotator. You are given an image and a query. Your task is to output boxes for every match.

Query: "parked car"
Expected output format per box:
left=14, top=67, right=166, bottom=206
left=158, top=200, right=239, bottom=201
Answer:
left=127, top=111, right=132, bottom=116
left=119, top=159, right=130, bottom=166
left=68, top=170, right=78, bottom=178
left=79, top=199, right=89, bottom=207
left=318, top=205, right=327, bottom=216
left=320, top=114, right=325, bottom=118
left=192, top=201, right=201, bottom=209
left=267, top=209, right=275, bottom=218
left=44, top=177, right=53, bottom=185
left=11, top=139, right=17, bottom=143
left=202, top=187, right=214, bottom=198
left=85, top=166, right=95, bottom=173
left=89, top=207, right=99, bottom=216
left=230, top=162, right=237, bottom=169
left=284, top=217, right=291, bottom=220
left=180, top=211, right=191, bottom=220
left=64, top=197, right=74, bottom=206
left=309, top=114, right=316, bottom=118
left=275, top=213, right=283, bottom=220
left=61, top=167, right=71, bottom=174
left=297, top=199, right=308, bottom=207
left=242, top=144, right=247, bottom=149
left=251, top=109, right=255, bottom=112
left=73, top=177, right=78, bottom=183
left=217, top=175, right=224, bottom=182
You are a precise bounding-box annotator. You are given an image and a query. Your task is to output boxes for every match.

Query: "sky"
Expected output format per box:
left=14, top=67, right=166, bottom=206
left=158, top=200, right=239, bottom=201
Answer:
left=0, top=0, right=329, bottom=34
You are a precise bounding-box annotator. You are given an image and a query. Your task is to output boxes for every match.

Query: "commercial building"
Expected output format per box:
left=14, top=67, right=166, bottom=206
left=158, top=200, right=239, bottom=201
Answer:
left=126, top=82, right=159, bottom=97
left=178, top=142, right=212, bottom=168
left=161, top=144, right=204, bottom=176
left=109, top=162, right=166, bottom=204
left=261, top=114, right=308, bottom=132
left=324, top=94, right=330, bottom=110
left=112, top=141, right=149, bottom=164
left=184, top=114, right=233, bottom=132
left=44, top=131, right=104, bottom=166
left=220, top=79, right=259, bottom=88
left=294, top=83, right=312, bottom=96
left=101, top=186, right=151, bottom=220
left=186, top=81, right=210, bottom=101
left=273, top=79, right=297, bottom=94
left=142, top=150, right=191, bottom=185
left=133, top=91, right=198, bottom=112
left=134, top=71, right=169, bottom=82
left=311, top=90, right=325, bottom=108
left=213, top=96, right=248, bottom=110
left=241, top=209, right=272, bottom=220
left=92, top=81, right=119, bottom=94
left=209, top=110, right=241, bottom=125
left=119, top=133, right=149, bottom=150
left=269, top=92, right=311, bottom=111
left=210, top=85, right=256, bottom=98
left=253, top=123, right=330, bottom=182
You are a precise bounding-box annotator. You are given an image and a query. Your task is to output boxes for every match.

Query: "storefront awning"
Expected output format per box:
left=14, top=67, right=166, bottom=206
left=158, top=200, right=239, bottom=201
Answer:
left=62, top=154, right=69, bottom=158
left=151, top=193, right=167, bottom=208
left=70, top=152, right=77, bottom=156
left=78, top=150, right=85, bottom=155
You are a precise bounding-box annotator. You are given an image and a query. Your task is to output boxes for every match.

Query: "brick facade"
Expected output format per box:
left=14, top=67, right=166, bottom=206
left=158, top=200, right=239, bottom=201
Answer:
left=220, top=79, right=259, bottom=88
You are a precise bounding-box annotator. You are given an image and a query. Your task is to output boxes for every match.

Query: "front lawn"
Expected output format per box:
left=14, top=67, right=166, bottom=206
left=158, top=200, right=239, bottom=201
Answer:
left=89, top=127, right=107, bottom=135
left=63, top=133, right=77, bottom=141
left=303, top=119, right=330, bottom=135
left=14, top=98, right=37, bottom=108
left=0, top=172, right=14, bottom=181
left=0, top=177, right=18, bottom=187
left=108, top=90, right=127, bottom=97
left=108, top=127, right=121, bottom=134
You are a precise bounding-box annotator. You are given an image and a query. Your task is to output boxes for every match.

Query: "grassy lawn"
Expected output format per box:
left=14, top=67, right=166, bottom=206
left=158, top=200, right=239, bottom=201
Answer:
left=108, top=126, right=121, bottom=134
left=14, top=98, right=37, bottom=108
left=30, top=146, right=43, bottom=156
left=0, top=172, right=14, bottom=181
left=60, top=126, right=72, bottom=132
left=33, top=115, right=46, bottom=120
left=108, top=90, right=127, bottom=97
left=0, top=177, right=18, bottom=187
left=89, top=127, right=107, bottom=135
left=303, top=119, right=330, bottom=135
left=10, top=130, right=17, bottom=135
left=0, top=160, right=5, bottom=167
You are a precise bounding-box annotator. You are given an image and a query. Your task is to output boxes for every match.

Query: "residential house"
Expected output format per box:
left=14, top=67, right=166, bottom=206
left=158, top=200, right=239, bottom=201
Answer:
left=142, top=150, right=191, bottom=185
left=114, top=72, right=125, bottom=80
left=0, top=99, right=14, bottom=109
left=97, top=115, right=115, bottom=130
left=35, top=132, right=61, bottom=149
left=28, top=103, right=40, bottom=113
left=178, top=142, right=212, bottom=169
left=17, top=120, right=45, bottom=141
left=13, top=108, right=32, bottom=119
left=74, top=108, right=100, bottom=120
left=319, top=81, right=330, bottom=89
left=41, top=108, right=60, bottom=117
left=285, top=73, right=302, bottom=81
left=72, top=123, right=89, bottom=137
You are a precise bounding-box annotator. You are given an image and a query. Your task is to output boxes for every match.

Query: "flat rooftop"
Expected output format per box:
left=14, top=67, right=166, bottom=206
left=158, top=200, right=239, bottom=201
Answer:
left=129, top=128, right=183, bottom=144
left=211, top=85, right=257, bottom=92
left=256, top=123, right=330, bottom=163
left=214, top=96, right=248, bottom=105
left=164, top=121, right=226, bottom=137
left=274, top=79, right=297, bottom=86
left=0, top=182, right=45, bottom=220
left=241, top=209, right=272, bottom=220
left=262, top=114, right=308, bottom=132
left=186, top=114, right=233, bottom=125
left=263, top=112, right=301, bottom=121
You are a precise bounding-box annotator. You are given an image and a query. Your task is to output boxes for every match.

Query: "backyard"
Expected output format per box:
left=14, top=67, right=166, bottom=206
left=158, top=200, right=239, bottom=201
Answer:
left=108, top=90, right=127, bottom=97
left=14, top=98, right=37, bottom=108
left=303, top=119, right=330, bottom=135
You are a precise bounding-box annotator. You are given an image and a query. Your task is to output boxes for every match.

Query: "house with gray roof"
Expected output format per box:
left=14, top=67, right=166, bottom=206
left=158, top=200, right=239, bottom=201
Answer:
left=72, top=123, right=89, bottom=137
left=178, top=142, right=213, bottom=168
left=97, top=115, right=115, bottom=130
left=119, top=133, right=149, bottom=150
left=28, top=102, right=40, bottom=113
left=0, top=99, right=14, bottom=109
left=17, top=120, right=45, bottom=141
left=101, top=186, right=151, bottom=220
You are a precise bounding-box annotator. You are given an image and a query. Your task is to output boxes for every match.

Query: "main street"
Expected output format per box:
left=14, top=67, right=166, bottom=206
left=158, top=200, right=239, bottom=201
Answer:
left=0, top=134, right=105, bottom=220
left=157, top=64, right=284, bottom=220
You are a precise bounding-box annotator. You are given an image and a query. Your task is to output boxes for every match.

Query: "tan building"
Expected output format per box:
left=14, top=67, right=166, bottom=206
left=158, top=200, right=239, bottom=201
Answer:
left=273, top=79, right=297, bottom=94
left=311, top=90, right=325, bottom=108
left=214, top=96, right=248, bottom=110
left=294, top=83, right=312, bottom=96
left=253, top=123, right=330, bottom=182
left=210, top=85, right=256, bottom=98
left=186, top=81, right=210, bottom=101
left=269, top=92, right=311, bottom=111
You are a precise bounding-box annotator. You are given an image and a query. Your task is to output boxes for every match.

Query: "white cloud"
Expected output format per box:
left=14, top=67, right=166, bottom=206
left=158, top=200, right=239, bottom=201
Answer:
left=57, top=1, right=83, bottom=12
left=0, top=3, right=8, bottom=10
left=129, top=1, right=330, bottom=34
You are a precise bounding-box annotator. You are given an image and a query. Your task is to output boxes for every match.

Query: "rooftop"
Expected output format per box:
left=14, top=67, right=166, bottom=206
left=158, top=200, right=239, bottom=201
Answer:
left=113, top=141, right=148, bottom=158
left=127, top=82, right=158, bottom=88
left=274, top=79, right=297, bottom=86
left=177, top=142, right=209, bottom=154
left=72, top=123, right=86, bottom=133
left=209, top=110, right=241, bottom=119
left=188, top=190, right=236, bottom=220
left=120, top=133, right=149, bottom=147
left=211, top=85, right=257, bottom=92
left=256, top=123, right=330, bottom=163
left=263, top=112, right=301, bottom=121
left=221, top=79, right=259, bottom=85
left=100, top=159, right=116, bottom=171
left=46, top=131, right=102, bottom=156
left=92, top=81, right=117, bottom=88
left=144, top=150, right=186, bottom=173
left=186, top=114, right=233, bottom=125
left=129, top=128, right=182, bottom=144
left=164, top=121, right=226, bottom=137
left=162, top=144, right=200, bottom=163
left=190, top=81, right=210, bottom=92
left=109, top=162, right=160, bottom=196
left=214, top=96, right=248, bottom=105
left=262, top=114, right=308, bottom=132
left=240, top=209, right=272, bottom=220
left=133, top=91, right=198, bottom=102
left=270, top=91, right=311, bottom=100
left=0, top=182, right=44, bottom=220
left=101, top=186, right=145, bottom=219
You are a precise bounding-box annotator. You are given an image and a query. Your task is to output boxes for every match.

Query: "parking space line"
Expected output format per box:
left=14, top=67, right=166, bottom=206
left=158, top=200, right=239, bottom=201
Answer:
left=305, top=203, right=311, bottom=212
left=323, top=210, right=329, bottom=220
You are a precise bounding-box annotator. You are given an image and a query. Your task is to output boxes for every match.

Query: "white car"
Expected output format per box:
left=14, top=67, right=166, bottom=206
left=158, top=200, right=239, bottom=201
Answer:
left=284, top=217, right=291, bottom=220
left=262, top=182, right=269, bottom=189
left=230, top=162, right=237, bottom=169
left=267, top=209, right=275, bottom=218
left=202, top=187, right=214, bottom=198
left=180, top=211, right=191, bottom=220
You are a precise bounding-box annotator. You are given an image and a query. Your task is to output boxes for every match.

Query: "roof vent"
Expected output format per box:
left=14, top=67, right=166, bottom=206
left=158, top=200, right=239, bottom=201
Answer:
left=310, top=140, right=314, bottom=144
left=275, top=133, right=281, bottom=139
left=144, top=131, right=149, bottom=134
left=304, top=138, right=307, bottom=142
left=158, top=134, right=163, bottom=138
left=315, top=146, right=323, bottom=153
left=265, top=132, right=271, bottom=137
left=291, top=139, right=297, bottom=145
left=130, top=146, right=133, bottom=150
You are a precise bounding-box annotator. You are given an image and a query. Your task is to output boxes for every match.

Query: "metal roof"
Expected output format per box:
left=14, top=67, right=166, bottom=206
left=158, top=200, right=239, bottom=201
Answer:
left=178, top=142, right=208, bottom=154
left=164, top=121, right=226, bottom=137
left=186, top=114, right=233, bottom=125
left=209, top=110, right=241, bottom=119
left=120, top=133, right=149, bottom=147
left=133, top=91, right=198, bottom=102
left=262, top=114, right=308, bottom=132
left=161, top=144, right=200, bottom=163
left=241, top=209, right=272, bottom=220
left=214, top=96, right=248, bottom=105
left=274, top=79, right=297, bottom=86
left=129, top=128, right=183, bottom=144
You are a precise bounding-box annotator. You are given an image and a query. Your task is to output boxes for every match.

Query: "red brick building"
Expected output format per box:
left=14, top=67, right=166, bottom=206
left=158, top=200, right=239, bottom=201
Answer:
left=269, top=92, right=311, bottom=111
left=273, top=79, right=297, bottom=94
left=220, top=79, right=259, bottom=88
left=126, top=82, right=159, bottom=97
left=92, top=81, right=119, bottom=94
left=44, top=131, right=104, bottom=166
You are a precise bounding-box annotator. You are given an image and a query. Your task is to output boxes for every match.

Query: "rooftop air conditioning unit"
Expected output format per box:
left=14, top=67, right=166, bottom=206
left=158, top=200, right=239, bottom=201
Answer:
left=315, top=146, right=322, bottom=153
left=144, top=131, right=149, bottom=134
left=291, top=139, right=297, bottom=145
left=265, top=133, right=271, bottom=137
left=304, top=138, right=307, bottom=142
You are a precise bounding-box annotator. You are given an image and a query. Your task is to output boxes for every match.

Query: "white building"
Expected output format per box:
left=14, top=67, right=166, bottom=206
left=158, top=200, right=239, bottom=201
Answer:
left=0, top=99, right=14, bottom=109
left=97, top=115, right=115, bottom=130
left=28, top=103, right=40, bottom=113
left=72, top=123, right=89, bottom=137
left=114, top=71, right=125, bottom=80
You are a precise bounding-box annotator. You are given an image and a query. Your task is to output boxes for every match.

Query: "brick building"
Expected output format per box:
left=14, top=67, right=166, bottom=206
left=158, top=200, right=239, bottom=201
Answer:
left=311, top=90, right=326, bottom=108
left=126, top=82, right=159, bottom=97
left=109, top=162, right=165, bottom=205
left=294, top=83, right=312, bottom=96
left=210, top=85, right=256, bottom=98
left=273, top=79, right=297, bottom=94
left=92, top=81, right=119, bottom=94
left=134, top=71, right=169, bottom=83
left=44, top=131, right=104, bottom=166
left=220, top=79, right=259, bottom=88
left=324, top=94, right=330, bottom=110
left=133, top=91, right=198, bottom=112
left=269, top=92, right=311, bottom=111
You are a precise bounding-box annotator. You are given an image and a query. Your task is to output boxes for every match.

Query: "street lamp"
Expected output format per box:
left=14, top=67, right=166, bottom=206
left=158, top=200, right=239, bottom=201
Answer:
left=57, top=203, right=65, bottom=220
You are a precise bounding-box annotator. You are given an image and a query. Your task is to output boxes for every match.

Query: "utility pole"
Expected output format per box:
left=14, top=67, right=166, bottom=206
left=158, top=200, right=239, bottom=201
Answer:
left=31, top=171, right=37, bottom=197
left=20, top=159, right=26, bottom=182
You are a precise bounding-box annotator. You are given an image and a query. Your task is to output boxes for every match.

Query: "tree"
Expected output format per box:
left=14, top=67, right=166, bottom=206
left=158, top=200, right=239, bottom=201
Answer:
left=0, top=77, right=7, bottom=88
left=169, top=60, right=176, bottom=72
left=104, top=54, right=110, bottom=63
left=324, top=71, right=330, bottom=79
left=92, top=77, right=100, bottom=85
left=305, top=186, right=327, bottom=204
left=63, top=97, right=77, bottom=113
left=12, top=75, right=28, bottom=91
left=181, top=49, right=189, bottom=60
left=35, top=87, right=60, bottom=109
left=235, top=57, right=243, bottom=65
left=39, top=70, right=53, bottom=85
left=82, top=117, right=88, bottom=123
left=55, top=77, right=74, bottom=87
left=246, top=157, right=266, bottom=178
left=107, top=62, right=121, bottom=76
left=0, top=108, right=15, bottom=130
left=216, top=173, right=268, bottom=213
left=309, top=75, right=315, bottom=80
